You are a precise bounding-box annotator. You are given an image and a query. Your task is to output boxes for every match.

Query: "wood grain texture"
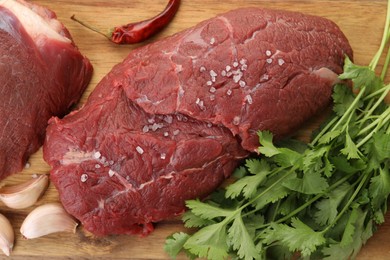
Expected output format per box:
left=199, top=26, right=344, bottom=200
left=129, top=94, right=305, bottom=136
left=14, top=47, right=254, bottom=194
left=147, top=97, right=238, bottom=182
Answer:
left=0, top=0, right=389, bottom=259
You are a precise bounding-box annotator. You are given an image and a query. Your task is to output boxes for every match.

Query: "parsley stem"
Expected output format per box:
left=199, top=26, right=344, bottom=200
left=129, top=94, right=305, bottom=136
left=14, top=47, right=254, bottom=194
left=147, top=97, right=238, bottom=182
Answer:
left=252, top=172, right=354, bottom=236
left=380, top=45, right=390, bottom=80
left=310, top=116, right=339, bottom=146
left=240, top=166, right=297, bottom=216
left=357, top=105, right=390, bottom=136
left=274, top=172, right=354, bottom=225
left=387, top=121, right=390, bottom=134
left=277, top=194, right=323, bottom=224
left=330, top=87, right=366, bottom=132
left=322, top=171, right=371, bottom=234
left=357, top=107, right=390, bottom=148
left=269, top=165, right=290, bottom=178
left=369, top=0, right=390, bottom=70
left=363, top=84, right=390, bottom=101
left=270, top=200, right=282, bottom=223
left=358, top=86, right=390, bottom=128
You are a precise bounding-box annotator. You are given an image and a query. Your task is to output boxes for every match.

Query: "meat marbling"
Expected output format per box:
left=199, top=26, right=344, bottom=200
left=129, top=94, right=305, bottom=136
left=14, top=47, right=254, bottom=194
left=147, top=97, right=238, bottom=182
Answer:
left=0, top=0, right=92, bottom=181
left=43, top=8, right=352, bottom=236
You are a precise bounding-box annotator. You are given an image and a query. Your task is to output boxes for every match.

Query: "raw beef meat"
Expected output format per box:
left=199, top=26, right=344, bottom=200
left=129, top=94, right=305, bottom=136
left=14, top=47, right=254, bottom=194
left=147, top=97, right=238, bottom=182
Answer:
left=0, top=0, right=92, bottom=181
left=43, top=8, right=352, bottom=236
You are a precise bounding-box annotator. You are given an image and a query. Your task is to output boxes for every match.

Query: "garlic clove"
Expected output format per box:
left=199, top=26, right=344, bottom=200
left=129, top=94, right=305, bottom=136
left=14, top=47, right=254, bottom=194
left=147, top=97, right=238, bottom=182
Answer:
left=20, top=203, right=78, bottom=239
left=0, top=174, right=49, bottom=209
left=0, top=213, right=14, bottom=256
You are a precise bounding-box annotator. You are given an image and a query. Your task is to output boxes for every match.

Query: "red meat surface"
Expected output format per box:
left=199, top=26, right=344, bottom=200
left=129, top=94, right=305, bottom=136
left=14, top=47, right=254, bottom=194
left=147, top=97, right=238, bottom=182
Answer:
left=43, top=8, right=352, bottom=236
left=0, top=0, right=92, bottom=181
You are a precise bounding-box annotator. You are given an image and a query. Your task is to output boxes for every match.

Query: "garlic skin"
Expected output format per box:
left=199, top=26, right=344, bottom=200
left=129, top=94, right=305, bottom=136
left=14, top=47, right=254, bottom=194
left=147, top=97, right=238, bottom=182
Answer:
left=20, top=203, right=78, bottom=239
left=0, top=174, right=49, bottom=209
left=0, top=213, right=14, bottom=256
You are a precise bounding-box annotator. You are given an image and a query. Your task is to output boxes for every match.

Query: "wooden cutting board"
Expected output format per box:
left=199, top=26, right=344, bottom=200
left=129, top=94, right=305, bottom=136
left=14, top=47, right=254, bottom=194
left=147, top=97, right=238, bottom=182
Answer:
left=1, top=0, right=389, bottom=259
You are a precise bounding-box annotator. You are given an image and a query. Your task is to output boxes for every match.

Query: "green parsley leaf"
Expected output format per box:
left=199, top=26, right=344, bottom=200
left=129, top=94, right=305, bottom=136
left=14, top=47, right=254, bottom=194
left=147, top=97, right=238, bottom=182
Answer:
left=276, top=138, right=308, bottom=153
left=184, top=221, right=229, bottom=260
left=164, top=232, right=192, bottom=259
left=277, top=194, right=297, bottom=216
left=332, top=84, right=357, bottom=117
left=208, top=188, right=239, bottom=209
left=340, top=132, right=362, bottom=159
left=258, top=131, right=303, bottom=167
left=329, top=155, right=365, bottom=174
left=242, top=213, right=265, bottom=233
left=323, top=156, right=335, bottom=177
left=322, top=241, right=354, bottom=260
left=261, top=218, right=326, bottom=257
left=283, top=171, right=329, bottom=195
left=374, top=208, right=386, bottom=224
left=314, top=183, right=351, bottom=226
left=340, top=205, right=359, bottom=247
left=225, top=172, right=266, bottom=200
left=252, top=171, right=292, bottom=210
left=233, top=166, right=248, bottom=179
left=362, top=130, right=390, bottom=170
left=318, top=128, right=343, bottom=145
left=302, top=146, right=328, bottom=174
left=228, top=214, right=261, bottom=260
left=272, top=148, right=302, bottom=168
left=368, top=166, right=390, bottom=210
left=355, top=188, right=370, bottom=205
left=257, top=131, right=280, bottom=157
left=322, top=208, right=368, bottom=260
left=246, top=158, right=269, bottom=175
left=339, top=56, right=383, bottom=93
left=182, top=211, right=215, bottom=228
left=185, top=199, right=233, bottom=220
left=226, top=159, right=270, bottom=199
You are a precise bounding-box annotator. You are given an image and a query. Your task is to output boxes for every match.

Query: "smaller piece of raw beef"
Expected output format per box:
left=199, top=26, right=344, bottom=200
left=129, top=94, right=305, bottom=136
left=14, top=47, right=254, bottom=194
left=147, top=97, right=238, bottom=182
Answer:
left=0, top=0, right=93, bottom=181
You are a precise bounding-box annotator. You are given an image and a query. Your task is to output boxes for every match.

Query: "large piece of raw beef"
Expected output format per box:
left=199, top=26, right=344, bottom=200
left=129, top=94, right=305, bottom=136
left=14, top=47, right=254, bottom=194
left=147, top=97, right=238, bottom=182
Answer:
left=0, top=0, right=92, bottom=181
left=43, top=8, right=353, bottom=236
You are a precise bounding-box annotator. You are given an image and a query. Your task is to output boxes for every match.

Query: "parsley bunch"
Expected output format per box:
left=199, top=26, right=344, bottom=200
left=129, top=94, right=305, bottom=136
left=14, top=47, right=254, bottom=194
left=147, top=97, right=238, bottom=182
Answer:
left=165, top=3, right=390, bottom=260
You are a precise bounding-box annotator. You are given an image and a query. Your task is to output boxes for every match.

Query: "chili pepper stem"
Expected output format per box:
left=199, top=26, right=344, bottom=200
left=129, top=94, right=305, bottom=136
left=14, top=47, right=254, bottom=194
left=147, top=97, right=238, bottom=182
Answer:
left=71, top=15, right=112, bottom=41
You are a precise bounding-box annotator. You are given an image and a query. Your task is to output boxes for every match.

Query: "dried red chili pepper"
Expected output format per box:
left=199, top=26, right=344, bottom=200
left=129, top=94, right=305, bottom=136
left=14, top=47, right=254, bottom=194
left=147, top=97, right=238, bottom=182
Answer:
left=71, top=0, right=181, bottom=44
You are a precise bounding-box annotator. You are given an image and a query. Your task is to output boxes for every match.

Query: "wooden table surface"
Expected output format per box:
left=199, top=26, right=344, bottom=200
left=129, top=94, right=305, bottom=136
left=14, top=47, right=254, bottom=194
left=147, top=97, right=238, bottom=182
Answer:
left=1, top=0, right=390, bottom=259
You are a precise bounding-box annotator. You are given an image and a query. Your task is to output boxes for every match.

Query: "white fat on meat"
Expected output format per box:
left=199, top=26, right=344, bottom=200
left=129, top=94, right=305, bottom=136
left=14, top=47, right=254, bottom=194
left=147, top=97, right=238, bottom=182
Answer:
left=0, top=0, right=70, bottom=43
left=60, top=150, right=95, bottom=165
left=312, top=67, right=340, bottom=85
